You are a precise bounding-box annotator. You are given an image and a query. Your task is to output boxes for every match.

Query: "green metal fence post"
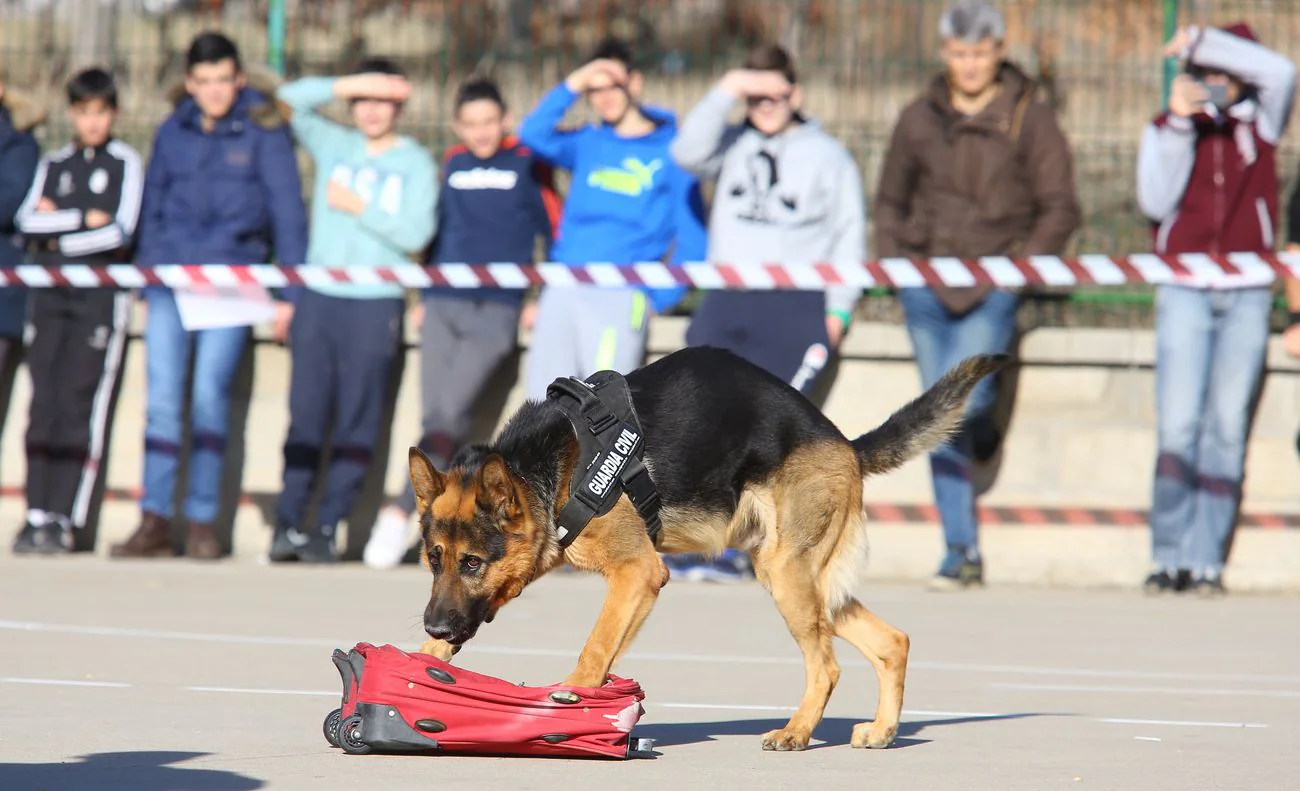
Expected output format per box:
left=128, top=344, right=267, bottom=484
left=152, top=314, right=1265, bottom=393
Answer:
left=268, top=0, right=287, bottom=76
left=1161, top=0, right=1180, bottom=107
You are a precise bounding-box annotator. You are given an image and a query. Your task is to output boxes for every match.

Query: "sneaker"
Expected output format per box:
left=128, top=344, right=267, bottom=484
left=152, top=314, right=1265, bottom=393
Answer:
left=1189, top=572, right=1226, bottom=598
left=664, top=550, right=751, bottom=584
left=268, top=523, right=310, bottom=563
left=363, top=507, right=411, bottom=570
left=1142, top=568, right=1189, bottom=595
left=12, top=522, right=73, bottom=555
left=930, top=547, right=984, bottom=591
left=297, top=527, right=339, bottom=565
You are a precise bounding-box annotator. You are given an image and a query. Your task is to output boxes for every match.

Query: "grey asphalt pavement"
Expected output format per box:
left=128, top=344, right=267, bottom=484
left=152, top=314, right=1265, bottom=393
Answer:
left=0, top=555, right=1296, bottom=791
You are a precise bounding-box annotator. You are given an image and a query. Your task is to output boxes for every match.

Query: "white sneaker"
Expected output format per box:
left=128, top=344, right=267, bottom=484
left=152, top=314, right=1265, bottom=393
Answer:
left=363, top=508, right=411, bottom=570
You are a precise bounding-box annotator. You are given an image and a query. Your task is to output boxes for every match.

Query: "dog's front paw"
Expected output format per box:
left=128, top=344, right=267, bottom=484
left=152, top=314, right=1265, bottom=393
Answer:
left=850, top=721, right=896, bottom=749
left=760, top=727, right=811, bottom=752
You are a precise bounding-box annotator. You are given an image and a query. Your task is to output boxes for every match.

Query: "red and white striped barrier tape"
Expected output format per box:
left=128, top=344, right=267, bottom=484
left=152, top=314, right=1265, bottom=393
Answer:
left=2, top=253, right=1299, bottom=289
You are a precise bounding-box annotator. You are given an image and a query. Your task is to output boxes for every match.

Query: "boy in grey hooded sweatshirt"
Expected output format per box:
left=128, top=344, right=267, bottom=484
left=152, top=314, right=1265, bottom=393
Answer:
left=671, top=43, right=866, bottom=396
left=667, top=44, right=866, bottom=584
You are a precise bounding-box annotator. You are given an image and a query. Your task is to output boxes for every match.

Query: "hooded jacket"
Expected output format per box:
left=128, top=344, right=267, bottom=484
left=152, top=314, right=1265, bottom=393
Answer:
left=873, top=61, right=1082, bottom=314
left=670, top=84, right=866, bottom=319
left=1136, top=24, right=1297, bottom=290
left=0, top=88, right=45, bottom=339
left=135, top=69, right=308, bottom=282
left=519, top=83, right=707, bottom=314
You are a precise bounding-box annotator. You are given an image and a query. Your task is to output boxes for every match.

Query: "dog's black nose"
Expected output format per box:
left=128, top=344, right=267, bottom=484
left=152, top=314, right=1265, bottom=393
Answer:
left=424, top=622, right=455, bottom=641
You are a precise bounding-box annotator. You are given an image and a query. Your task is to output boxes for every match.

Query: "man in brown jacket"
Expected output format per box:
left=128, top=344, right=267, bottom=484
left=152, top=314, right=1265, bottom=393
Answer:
left=873, top=0, right=1081, bottom=590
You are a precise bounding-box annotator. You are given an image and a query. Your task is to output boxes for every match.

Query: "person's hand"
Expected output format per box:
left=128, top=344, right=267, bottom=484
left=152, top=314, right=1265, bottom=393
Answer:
left=1163, top=28, right=1195, bottom=59
left=409, top=300, right=425, bottom=331
left=564, top=58, right=628, bottom=94
left=85, top=209, right=111, bottom=228
left=272, top=301, right=295, bottom=343
left=1283, top=324, right=1300, bottom=360
left=825, top=314, right=846, bottom=348
left=35, top=197, right=57, bottom=212
left=719, top=69, right=793, bottom=101
left=338, top=73, right=411, bottom=103
left=520, top=300, right=539, bottom=332
left=327, top=179, right=365, bottom=214
left=1168, top=74, right=1209, bottom=118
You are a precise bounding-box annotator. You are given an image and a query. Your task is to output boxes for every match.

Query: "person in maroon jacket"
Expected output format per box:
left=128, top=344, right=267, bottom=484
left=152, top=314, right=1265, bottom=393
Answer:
left=1135, top=22, right=1296, bottom=597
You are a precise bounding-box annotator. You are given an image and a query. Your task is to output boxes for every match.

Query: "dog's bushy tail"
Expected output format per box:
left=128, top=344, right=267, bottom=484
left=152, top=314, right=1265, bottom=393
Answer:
left=851, top=354, right=1010, bottom=477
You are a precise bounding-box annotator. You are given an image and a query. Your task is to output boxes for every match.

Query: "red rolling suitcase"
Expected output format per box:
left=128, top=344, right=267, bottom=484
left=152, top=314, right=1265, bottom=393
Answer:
left=321, top=642, right=654, bottom=760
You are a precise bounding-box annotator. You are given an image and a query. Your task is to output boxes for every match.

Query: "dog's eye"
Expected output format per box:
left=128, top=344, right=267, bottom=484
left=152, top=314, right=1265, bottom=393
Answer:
left=461, top=555, right=483, bottom=573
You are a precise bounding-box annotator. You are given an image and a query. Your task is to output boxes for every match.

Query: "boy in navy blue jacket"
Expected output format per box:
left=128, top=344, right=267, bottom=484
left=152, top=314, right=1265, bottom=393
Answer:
left=363, top=76, right=559, bottom=569
left=110, top=33, right=308, bottom=561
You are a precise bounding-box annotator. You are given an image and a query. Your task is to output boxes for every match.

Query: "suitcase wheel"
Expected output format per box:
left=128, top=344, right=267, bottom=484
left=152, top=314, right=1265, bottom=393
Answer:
left=338, top=714, right=373, bottom=755
left=322, top=708, right=343, bottom=748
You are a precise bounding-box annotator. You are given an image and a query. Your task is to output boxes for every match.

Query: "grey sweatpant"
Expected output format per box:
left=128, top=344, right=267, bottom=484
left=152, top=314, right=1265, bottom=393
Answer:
left=393, top=294, right=522, bottom=514
left=524, top=285, right=650, bottom=402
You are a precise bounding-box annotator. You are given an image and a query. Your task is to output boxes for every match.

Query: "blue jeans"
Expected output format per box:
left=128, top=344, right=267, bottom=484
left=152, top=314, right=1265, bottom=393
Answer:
left=141, top=288, right=250, bottom=525
left=897, top=287, right=1019, bottom=555
left=1151, top=285, right=1271, bottom=578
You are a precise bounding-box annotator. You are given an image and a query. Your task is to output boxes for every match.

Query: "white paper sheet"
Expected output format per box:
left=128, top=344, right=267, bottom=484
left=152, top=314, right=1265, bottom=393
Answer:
left=175, top=284, right=279, bottom=331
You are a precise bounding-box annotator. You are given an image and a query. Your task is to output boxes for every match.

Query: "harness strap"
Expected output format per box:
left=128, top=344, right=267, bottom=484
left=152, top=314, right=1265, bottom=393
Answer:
left=544, top=372, right=664, bottom=548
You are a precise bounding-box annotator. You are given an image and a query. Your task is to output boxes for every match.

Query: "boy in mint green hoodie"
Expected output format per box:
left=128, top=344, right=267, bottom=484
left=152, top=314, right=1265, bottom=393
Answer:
left=268, top=58, right=438, bottom=563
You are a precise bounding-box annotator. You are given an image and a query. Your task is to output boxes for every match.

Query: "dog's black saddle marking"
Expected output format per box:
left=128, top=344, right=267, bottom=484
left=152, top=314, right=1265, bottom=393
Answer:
left=544, top=370, right=662, bottom=548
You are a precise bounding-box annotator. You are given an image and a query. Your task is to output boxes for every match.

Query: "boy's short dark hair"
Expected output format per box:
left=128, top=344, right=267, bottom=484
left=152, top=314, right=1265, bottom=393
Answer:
left=352, top=56, right=405, bottom=78
left=743, top=43, right=798, bottom=84
left=186, top=31, right=242, bottom=73
left=587, top=36, right=638, bottom=72
left=455, top=76, right=506, bottom=113
left=67, top=67, right=118, bottom=109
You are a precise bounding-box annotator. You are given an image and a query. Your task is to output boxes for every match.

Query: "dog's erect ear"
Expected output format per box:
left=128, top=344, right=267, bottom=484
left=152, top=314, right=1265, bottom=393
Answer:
left=409, top=447, right=446, bottom=515
left=478, top=454, right=521, bottom=519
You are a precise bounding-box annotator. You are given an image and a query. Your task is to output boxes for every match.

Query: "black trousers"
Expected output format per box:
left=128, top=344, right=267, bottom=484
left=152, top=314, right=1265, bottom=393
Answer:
left=25, top=288, right=131, bottom=528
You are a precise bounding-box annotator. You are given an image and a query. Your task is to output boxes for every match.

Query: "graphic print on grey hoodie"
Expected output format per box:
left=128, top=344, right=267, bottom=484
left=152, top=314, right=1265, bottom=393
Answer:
left=669, top=85, right=867, bottom=317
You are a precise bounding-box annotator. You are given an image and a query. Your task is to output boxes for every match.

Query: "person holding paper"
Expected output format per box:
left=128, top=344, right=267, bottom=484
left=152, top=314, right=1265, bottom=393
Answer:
left=110, top=33, right=308, bottom=560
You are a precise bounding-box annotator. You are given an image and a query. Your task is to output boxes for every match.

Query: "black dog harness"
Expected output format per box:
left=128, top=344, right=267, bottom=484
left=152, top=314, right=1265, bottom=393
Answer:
left=544, top=371, right=663, bottom=548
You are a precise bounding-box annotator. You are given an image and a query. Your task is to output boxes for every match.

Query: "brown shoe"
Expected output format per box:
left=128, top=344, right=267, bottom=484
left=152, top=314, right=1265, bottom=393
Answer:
left=185, top=521, right=223, bottom=560
left=110, top=512, right=174, bottom=558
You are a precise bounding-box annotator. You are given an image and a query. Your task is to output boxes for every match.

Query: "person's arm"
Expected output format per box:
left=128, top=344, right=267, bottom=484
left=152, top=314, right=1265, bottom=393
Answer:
left=133, top=127, right=172, bottom=267
left=517, top=83, right=583, bottom=170
left=668, top=162, right=708, bottom=266
left=1017, top=106, right=1082, bottom=255
left=1135, top=113, right=1196, bottom=224
left=669, top=84, right=743, bottom=181
left=57, top=142, right=145, bottom=257
left=353, top=151, right=439, bottom=255
left=1182, top=25, right=1298, bottom=144
left=275, top=76, right=353, bottom=159
left=528, top=158, right=563, bottom=256
left=871, top=112, right=919, bottom=259
left=13, top=155, right=80, bottom=239
left=825, top=150, right=866, bottom=337
left=257, top=124, right=309, bottom=304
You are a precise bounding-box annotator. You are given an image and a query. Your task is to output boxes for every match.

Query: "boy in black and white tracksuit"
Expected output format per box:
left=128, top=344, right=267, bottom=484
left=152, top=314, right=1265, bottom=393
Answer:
left=11, top=68, right=142, bottom=554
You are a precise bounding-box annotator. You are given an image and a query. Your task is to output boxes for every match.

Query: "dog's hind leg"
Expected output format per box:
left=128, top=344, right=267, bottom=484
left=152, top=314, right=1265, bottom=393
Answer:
left=752, top=551, right=840, bottom=751
left=833, top=598, right=910, bottom=749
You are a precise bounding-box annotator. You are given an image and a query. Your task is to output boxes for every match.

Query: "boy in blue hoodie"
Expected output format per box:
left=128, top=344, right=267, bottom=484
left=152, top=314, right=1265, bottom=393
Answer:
left=518, top=37, right=707, bottom=401
left=363, top=76, right=560, bottom=569
left=269, top=58, right=438, bottom=563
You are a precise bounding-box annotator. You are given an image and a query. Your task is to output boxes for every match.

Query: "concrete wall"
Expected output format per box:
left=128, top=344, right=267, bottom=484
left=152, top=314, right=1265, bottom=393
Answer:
left=2, top=303, right=1298, bottom=589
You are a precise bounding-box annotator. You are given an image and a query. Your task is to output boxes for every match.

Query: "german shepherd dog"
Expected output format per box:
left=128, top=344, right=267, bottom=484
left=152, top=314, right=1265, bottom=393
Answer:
left=408, top=345, right=1005, bottom=751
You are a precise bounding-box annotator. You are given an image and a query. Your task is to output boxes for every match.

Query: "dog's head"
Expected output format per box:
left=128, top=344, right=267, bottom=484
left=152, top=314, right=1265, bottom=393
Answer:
left=408, top=447, right=539, bottom=647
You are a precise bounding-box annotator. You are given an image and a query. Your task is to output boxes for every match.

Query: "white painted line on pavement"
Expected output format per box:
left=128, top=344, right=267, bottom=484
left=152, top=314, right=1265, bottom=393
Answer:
left=0, top=676, right=130, bottom=688
left=1101, top=718, right=1268, bottom=729
left=0, top=676, right=1271, bottom=730
left=4, top=619, right=1298, bottom=687
left=187, top=686, right=338, bottom=697
left=993, top=682, right=1300, bottom=699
